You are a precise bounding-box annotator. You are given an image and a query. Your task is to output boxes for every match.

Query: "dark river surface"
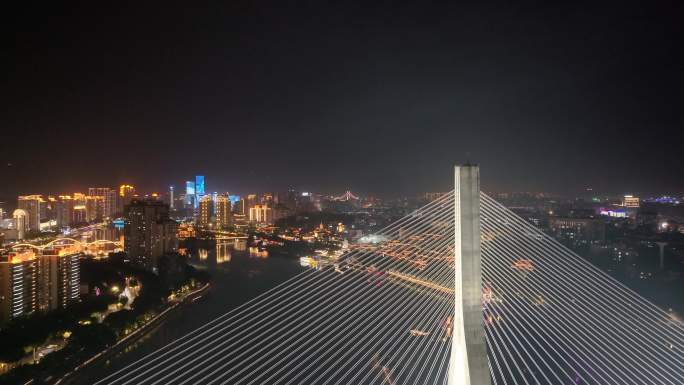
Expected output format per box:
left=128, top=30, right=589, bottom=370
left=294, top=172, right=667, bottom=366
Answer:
left=70, top=241, right=305, bottom=384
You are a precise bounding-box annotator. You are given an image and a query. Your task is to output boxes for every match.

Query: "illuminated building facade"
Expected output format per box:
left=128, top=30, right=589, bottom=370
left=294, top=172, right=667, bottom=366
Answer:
left=55, top=196, right=74, bottom=228
left=85, top=195, right=104, bottom=222
left=119, top=184, right=136, bottom=214
left=249, top=204, right=273, bottom=224
left=17, top=195, right=43, bottom=231
left=185, top=181, right=195, bottom=207
left=235, top=197, right=246, bottom=215
left=37, top=248, right=80, bottom=312
left=124, top=199, right=178, bottom=271
left=12, top=209, right=28, bottom=240
left=198, top=195, right=213, bottom=227
left=73, top=205, right=87, bottom=223
left=195, top=175, right=205, bottom=196
left=246, top=194, right=258, bottom=211
left=0, top=251, right=38, bottom=324
left=89, top=187, right=117, bottom=218
left=0, top=248, right=80, bottom=325
left=215, top=196, right=231, bottom=228
left=623, top=195, right=640, bottom=208
left=548, top=217, right=606, bottom=241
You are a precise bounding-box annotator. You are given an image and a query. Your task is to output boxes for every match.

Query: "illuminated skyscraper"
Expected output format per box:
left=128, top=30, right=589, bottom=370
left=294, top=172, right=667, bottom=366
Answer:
left=185, top=181, right=195, bottom=207
left=37, top=248, right=80, bottom=312
left=215, top=196, right=231, bottom=228
left=17, top=195, right=43, bottom=231
left=55, top=196, right=74, bottom=228
left=249, top=204, right=273, bottom=224
left=85, top=195, right=104, bottom=222
left=89, top=188, right=116, bottom=218
left=1, top=247, right=80, bottom=325
left=119, top=185, right=136, bottom=215
left=72, top=205, right=87, bottom=223
left=0, top=251, right=38, bottom=324
left=195, top=175, right=205, bottom=195
left=195, top=176, right=205, bottom=208
left=12, top=209, right=28, bottom=240
left=198, top=195, right=213, bottom=227
left=236, top=197, right=247, bottom=215
left=246, top=194, right=258, bottom=211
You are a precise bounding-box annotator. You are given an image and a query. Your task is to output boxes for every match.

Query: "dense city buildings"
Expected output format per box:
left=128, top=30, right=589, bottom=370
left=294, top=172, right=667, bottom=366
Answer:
left=548, top=216, right=606, bottom=241
left=0, top=247, right=80, bottom=325
left=0, top=174, right=683, bottom=384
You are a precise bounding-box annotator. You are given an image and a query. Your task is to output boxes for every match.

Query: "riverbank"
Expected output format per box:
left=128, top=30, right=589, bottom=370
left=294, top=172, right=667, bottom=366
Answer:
left=62, top=246, right=305, bottom=384
left=56, top=281, right=210, bottom=385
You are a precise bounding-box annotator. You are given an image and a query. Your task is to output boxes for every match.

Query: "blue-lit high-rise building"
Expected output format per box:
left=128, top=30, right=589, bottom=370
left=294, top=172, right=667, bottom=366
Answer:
left=195, top=176, right=205, bottom=195
left=195, top=175, right=205, bottom=208
left=185, top=181, right=195, bottom=207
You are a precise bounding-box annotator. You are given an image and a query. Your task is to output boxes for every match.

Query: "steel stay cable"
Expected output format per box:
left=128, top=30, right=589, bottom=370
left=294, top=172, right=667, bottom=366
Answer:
left=481, top=196, right=684, bottom=367
left=482, top=251, right=637, bottom=385
left=115, top=196, right=455, bottom=384
left=98, top=193, right=454, bottom=384
left=481, top=219, right=666, bottom=385
left=255, top=238, right=455, bottom=384
left=482, top=194, right=684, bottom=342
left=208, top=230, right=456, bottom=380
left=480, top=250, right=609, bottom=385
left=155, top=206, right=457, bottom=384
left=323, top=260, right=454, bottom=385
left=481, top=200, right=684, bottom=381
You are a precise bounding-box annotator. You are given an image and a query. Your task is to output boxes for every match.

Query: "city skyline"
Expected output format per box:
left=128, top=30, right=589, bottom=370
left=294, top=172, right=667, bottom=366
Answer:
left=3, top=2, right=684, bottom=383
left=4, top=2, right=684, bottom=198
left=4, top=175, right=684, bottom=205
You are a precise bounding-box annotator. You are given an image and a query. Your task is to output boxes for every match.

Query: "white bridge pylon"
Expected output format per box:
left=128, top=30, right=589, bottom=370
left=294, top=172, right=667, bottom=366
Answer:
left=448, top=165, right=490, bottom=385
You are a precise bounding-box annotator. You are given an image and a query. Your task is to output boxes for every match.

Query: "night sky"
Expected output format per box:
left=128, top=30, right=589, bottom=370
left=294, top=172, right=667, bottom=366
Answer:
left=3, top=1, right=683, bottom=198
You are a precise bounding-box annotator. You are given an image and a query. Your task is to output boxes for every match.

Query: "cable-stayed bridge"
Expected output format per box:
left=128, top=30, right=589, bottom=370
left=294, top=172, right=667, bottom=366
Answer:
left=97, top=166, right=684, bottom=385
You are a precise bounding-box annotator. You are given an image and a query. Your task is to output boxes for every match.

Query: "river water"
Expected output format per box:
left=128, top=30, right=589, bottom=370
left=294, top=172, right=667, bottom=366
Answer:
left=70, top=241, right=305, bottom=384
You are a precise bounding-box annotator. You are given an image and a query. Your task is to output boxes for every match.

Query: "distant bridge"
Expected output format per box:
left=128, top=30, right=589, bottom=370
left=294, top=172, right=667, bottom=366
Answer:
left=10, top=237, right=121, bottom=255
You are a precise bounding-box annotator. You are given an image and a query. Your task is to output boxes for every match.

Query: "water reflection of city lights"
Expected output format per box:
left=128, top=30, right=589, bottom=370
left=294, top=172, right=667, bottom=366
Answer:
left=249, top=247, right=268, bottom=258
left=198, top=249, right=208, bottom=261
left=216, top=243, right=231, bottom=264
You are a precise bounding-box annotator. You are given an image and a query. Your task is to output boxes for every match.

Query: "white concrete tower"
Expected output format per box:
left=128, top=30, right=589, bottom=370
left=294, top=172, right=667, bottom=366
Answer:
left=448, top=165, right=490, bottom=385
